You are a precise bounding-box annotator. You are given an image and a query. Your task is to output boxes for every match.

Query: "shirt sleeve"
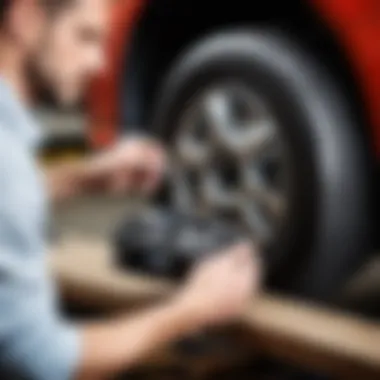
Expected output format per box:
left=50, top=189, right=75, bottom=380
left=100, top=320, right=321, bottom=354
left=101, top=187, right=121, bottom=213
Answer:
left=0, top=131, right=81, bottom=380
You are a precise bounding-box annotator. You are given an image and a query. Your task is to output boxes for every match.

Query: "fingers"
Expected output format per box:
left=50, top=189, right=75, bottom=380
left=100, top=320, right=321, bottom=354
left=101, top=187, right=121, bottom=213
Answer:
left=197, top=241, right=248, bottom=271
left=142, top=147, right=167, bottom=193
left=108, top=170, right=131, bottom=193
left=203, top=240, right=262, bottom=291
left=124, top=145, right=166, bottom=194
left=227, top=241, right=262, bottom=278
left=95, top=137, right=166, bottom=195
left=231, top=242, right=254, bottom=266
left=212, top=241, right=254, bottom=267
left=107, top=157, right=164, bottom=195
left=181, top=239, right=262, bottom=328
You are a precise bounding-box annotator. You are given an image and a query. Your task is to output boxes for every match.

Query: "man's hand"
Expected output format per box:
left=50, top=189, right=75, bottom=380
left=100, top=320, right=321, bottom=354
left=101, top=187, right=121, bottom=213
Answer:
left=88, top=136, right=167, bottom=195
left=176, top=242, right=261, bottom=328
left=77, top=241, right=261, bottom=380
left=45, top=136, right=167, bottom=202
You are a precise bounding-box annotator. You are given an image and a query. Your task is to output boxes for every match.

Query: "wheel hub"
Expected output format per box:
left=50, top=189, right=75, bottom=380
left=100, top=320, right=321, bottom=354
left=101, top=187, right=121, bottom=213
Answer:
left=170, top=82, right=289, bottom=245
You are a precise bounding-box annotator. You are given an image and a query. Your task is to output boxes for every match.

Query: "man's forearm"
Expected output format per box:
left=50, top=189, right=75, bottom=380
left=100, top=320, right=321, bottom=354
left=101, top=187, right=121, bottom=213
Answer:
left=75, top=298, right=199, bottom=380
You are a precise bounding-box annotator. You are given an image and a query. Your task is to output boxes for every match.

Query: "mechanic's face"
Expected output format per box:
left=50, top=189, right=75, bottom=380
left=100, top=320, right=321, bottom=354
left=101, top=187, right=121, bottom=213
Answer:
left=33, top=0, right=109, bottom=105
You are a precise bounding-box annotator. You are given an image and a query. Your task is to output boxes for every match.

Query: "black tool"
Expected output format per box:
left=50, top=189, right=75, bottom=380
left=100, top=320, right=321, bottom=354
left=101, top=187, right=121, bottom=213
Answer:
left=114, top=207, right=245, bottom=279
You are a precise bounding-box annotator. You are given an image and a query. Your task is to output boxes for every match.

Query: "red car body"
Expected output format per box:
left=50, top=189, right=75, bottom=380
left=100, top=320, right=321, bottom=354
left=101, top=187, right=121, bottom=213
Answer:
left=87, top=0, right=380, bottom=156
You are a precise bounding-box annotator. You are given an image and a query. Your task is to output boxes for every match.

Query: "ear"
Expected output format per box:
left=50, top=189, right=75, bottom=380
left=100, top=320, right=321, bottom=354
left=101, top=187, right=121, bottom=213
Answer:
left=6, top=0, right=46, bottom=50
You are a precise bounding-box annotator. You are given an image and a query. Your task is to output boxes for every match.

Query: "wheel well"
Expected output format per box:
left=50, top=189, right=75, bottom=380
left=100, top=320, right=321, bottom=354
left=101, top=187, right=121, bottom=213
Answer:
left=120, top=0, right=371, bottom=148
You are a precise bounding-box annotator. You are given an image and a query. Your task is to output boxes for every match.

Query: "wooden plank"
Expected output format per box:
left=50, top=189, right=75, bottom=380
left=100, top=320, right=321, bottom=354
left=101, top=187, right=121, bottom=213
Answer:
left=242, top=297, right=380, bottom=379
left=50, top=236, right=380, bottom=378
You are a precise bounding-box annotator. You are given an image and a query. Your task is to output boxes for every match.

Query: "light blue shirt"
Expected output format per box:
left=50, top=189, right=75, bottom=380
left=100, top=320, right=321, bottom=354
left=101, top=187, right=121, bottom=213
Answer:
left=0, top=79, right=80, bottom=380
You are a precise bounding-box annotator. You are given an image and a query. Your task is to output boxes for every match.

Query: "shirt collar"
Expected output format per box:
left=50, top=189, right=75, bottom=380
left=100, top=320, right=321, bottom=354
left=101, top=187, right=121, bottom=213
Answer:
left=0, top=77, right=41, bottom=149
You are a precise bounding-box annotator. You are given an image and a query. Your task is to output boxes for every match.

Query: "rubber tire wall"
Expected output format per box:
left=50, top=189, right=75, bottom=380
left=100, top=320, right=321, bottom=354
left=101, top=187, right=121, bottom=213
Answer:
left=152, top=29, right=372, bottom=302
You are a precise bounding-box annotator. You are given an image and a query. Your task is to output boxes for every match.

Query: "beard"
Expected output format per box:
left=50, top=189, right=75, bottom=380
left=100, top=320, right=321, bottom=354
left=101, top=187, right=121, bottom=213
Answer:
left=26, top=55, right=59, bottom=107
left=26, top=59, right=86, bottom=109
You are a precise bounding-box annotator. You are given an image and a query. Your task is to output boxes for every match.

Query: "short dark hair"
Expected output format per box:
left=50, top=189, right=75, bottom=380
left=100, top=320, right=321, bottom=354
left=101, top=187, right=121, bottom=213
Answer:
left=0, top=0, right=74, bottom=24
left=0, top=0, right=10, bottom=22
left=41, top=0, right=75, bottom=13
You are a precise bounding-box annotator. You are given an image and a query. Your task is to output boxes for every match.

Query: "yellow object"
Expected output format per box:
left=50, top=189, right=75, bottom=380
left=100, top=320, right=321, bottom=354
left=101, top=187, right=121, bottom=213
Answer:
left=39, top=148, right=88, bottom=166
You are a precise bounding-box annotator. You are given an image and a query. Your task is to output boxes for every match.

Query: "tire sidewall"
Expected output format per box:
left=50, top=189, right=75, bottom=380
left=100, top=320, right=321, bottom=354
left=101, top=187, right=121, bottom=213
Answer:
left=152, top=30, right=371, bottom=300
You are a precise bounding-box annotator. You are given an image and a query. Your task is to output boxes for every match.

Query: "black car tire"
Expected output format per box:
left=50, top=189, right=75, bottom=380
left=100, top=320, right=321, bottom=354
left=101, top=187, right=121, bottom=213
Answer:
left=151, top=29, right=372, bottom=302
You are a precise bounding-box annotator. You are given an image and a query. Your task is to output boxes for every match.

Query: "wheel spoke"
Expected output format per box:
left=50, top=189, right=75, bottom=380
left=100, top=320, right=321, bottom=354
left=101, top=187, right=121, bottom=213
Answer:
left=202, top=90, right=237, bottom=146
left=251, top=186, right=285, bottom=218
left=201, top=172, right=241, bottom=210
left=176, top=105, right=212, bottom=167
left=176, top=134, right=208, bottom=167
left=240, top=201, right=272, bottom=243
left=243, top=170, right=285, bottom=218
left=244, top=119, right=276, bottom=156
left=201, top=87, right=278, bottom=156
left=170, top=165, right=196, bottom=211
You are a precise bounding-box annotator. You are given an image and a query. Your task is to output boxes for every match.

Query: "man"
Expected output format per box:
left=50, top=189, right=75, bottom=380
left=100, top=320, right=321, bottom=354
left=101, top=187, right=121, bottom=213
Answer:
left=0, top=0, right=260, bottom=379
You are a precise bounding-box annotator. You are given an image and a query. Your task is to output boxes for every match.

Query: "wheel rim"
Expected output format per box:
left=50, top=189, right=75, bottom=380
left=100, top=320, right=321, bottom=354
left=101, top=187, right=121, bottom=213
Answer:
left=171, top=82, right=290, bottom=245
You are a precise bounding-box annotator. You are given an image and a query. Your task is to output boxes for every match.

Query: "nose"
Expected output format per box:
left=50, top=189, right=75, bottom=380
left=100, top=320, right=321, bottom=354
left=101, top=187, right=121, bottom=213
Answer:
left=90, top=47, right=106, bottom=74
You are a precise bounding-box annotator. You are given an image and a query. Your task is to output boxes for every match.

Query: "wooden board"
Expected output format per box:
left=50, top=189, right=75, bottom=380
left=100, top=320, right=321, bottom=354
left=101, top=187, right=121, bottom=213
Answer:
left=50, top=235, right=380, bottom=379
